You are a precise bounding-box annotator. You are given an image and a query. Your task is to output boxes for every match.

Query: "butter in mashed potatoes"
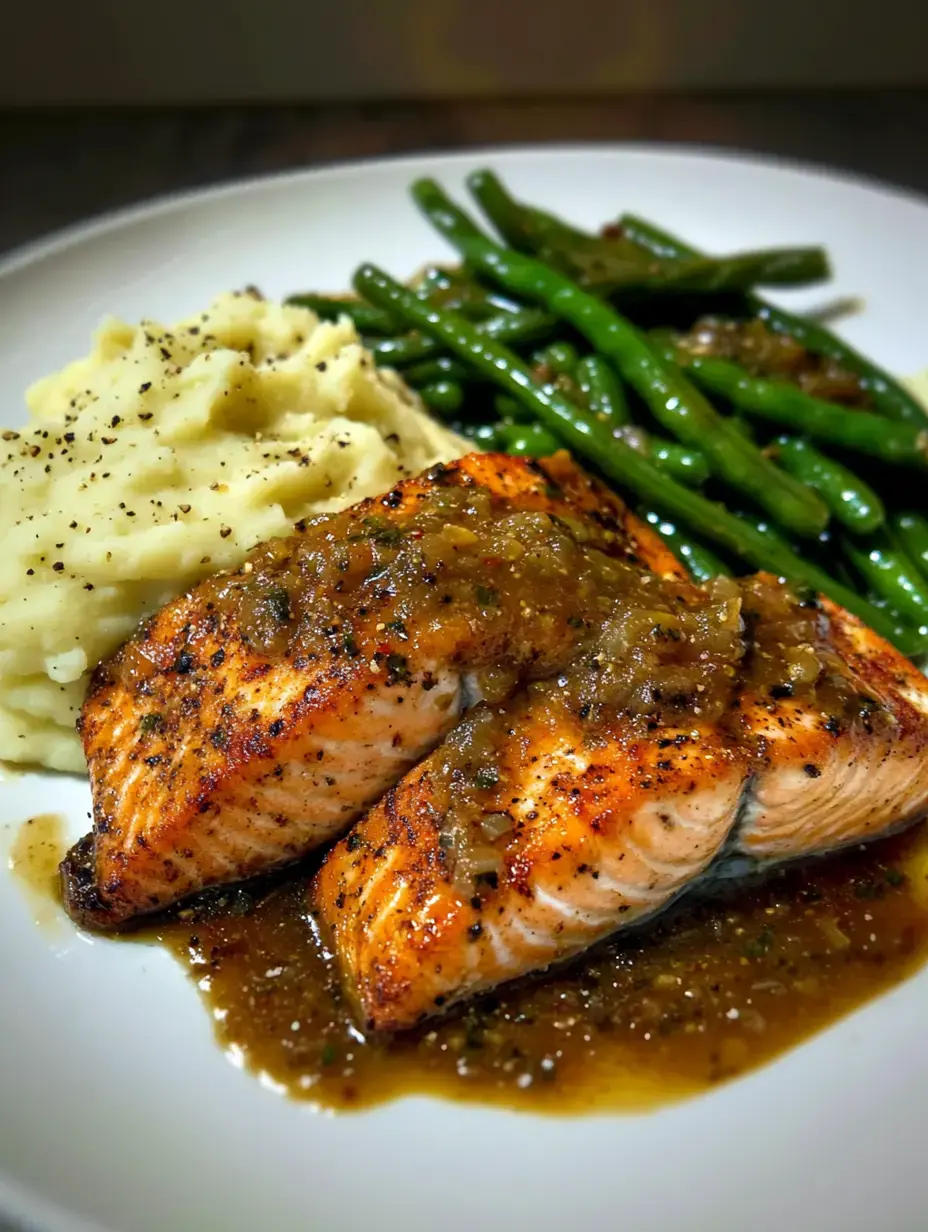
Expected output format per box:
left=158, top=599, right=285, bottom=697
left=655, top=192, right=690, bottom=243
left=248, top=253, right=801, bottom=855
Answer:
left=0, top=291, right=465, bottom=772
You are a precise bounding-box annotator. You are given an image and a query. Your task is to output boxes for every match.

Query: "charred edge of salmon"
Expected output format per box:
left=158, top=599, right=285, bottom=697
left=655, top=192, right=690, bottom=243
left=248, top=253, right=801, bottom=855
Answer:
left=58, top=835, right=118, bottom=931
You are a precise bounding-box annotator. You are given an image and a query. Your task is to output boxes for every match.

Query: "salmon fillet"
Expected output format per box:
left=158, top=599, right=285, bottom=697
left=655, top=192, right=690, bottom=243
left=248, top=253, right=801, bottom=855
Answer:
left=314, top=586, right=928, bottom=1032
left=62, top=452, right=679, bottom=929
left=313, top=703, right=747, bottom=1031
left=732, top=598, right=928, bottom=862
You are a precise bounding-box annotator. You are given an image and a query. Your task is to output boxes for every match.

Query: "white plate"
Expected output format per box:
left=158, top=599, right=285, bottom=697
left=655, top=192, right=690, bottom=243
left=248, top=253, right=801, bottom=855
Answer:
left=2, top=145, right=928, bottom=1232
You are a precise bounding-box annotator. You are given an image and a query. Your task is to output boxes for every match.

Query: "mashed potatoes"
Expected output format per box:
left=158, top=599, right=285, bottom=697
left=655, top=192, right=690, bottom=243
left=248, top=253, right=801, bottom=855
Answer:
left=0, top=291, right=465, bottom=772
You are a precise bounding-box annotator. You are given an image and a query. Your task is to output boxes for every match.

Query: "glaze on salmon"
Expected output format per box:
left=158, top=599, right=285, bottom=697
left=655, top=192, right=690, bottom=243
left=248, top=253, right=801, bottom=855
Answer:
left=733, top=599, right=928, bottom=862
left=313, top=706, right=748, bottom=1031
left=314, top=583, right=928, bottom=1031
left=62, top=453, right=679, bottom=928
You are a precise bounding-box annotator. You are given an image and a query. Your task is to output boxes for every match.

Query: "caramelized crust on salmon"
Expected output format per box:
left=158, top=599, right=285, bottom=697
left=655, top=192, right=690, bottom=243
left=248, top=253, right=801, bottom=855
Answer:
left=314, top=591, right=928, bottom=1032
left=734, top=599, right=928, bottom=861
left=313, top=699, right=747, bottom=1031
left=64, top=453, right=678, bottom=929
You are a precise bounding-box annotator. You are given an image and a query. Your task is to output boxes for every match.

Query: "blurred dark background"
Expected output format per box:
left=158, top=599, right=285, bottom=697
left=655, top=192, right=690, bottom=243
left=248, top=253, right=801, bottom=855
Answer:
left=3, top=0, right=928, bottom=254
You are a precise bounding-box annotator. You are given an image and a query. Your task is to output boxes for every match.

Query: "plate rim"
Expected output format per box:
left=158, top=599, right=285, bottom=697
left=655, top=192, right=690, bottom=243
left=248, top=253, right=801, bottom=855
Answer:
left=4, top=139, right=928, bottom=284
left=0, top=1173, right=115, bottom=1232
left=4, top=139, right=928, bottom=1232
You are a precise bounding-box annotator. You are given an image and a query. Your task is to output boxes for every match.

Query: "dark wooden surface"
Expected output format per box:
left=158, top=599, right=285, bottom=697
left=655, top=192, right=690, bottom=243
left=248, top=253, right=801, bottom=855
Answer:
left=3, top=91, right=928, bottom=257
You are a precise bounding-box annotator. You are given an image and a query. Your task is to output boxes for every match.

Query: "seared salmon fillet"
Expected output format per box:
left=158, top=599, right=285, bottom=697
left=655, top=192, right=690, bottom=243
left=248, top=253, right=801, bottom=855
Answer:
left=732, top=596, right=928, bottom=862
left=62, top=452, right=679, bottom=928
left=314, top=580, right=928, bottom=1031
left=313, top=703, right=747, bottom=1031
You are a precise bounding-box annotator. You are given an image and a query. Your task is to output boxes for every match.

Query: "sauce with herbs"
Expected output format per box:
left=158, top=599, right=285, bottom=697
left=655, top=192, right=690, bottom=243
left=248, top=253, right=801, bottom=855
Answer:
left=69, top=454, right=851, bottom=931
left=677, top=317, right=870, bottom=406
left=109, top=472, right=833, bottom=752
left=137, top=821, right=928, bottom=1113
left=112, top=477, right=669, bottom=707
left=45, top=458, right=928, bottom=1109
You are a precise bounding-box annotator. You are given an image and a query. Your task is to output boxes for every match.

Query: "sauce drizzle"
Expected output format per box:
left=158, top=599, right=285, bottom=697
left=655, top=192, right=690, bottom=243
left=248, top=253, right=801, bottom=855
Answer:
left=138, top=821, right=928, bottom=1113
left=9, top=813, right=67, bottom=929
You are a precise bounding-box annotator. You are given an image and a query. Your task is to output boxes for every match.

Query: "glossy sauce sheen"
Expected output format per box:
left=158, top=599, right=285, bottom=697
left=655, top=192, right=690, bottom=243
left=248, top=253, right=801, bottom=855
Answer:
left=677, top=317, right=872, bottom=405
left=144, top=822, right=928, bottom=1112
left=65, top=457, right=695, bottom=927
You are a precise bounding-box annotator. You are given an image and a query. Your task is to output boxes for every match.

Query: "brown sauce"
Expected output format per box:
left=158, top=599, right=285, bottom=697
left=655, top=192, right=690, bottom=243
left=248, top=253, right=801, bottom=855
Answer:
left=110, top=473, right=837, bottom=769
left=137, top=821, right=928, bottom=1113
left=676, top=317, right=870, bottom=406
left=379, top=572, right=879, bottom=904
left=53, top=459, right=928, bottom=1109
left=9, top=813, right=67, bottom=928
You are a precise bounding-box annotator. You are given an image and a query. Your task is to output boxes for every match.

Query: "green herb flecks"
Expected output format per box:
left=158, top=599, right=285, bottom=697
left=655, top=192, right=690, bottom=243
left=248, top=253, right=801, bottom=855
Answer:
left=265, top=587, right=291, bottom=623
left=385, top=653, right=413, bottom=685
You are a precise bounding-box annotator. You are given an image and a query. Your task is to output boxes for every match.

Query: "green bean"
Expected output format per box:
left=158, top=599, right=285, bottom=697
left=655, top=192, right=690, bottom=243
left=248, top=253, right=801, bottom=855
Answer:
left=415, top=265, right=522, bottom=317
left=402, top=356, right=472, bottom=386
left=772, top=436, right=885, bottom=532
left=452, top=306, right=557, bottom=342
left=364, top=334, right=436, bottom=366
left=466, top=169, right=537, bottom=250
left=639, top=509, right=731, bottom=583
left=860, top=593, right=928, bottom=659
left=508, top=394, right=704, bottom=485
left=465, top=422, right=504, bottom=447
left=574, top=355, right=630, bottom=424
left=286, top=293, right=400, bottom=334
left=654, top=334, right=888, bottom=528
left=610, top=426, right=710, bottom=489
left=287, top=280, right=507, bottom=333
left=686, top=249, right=830, bottom=292
left=728, top=415, right=755, bottom=441
left=731, top=508, right=797, bottom=553
left=469, top=172, right=830, bottom=293
left=471, top=168, right=721, bottom=300
left=841, top=530, right=928, bottom=628
left=620, top=213, right=928, bottom=428
left=467, top=169, right=592, bottom=253
left=751, top=310, right=928, bottom=426
left=354, top=261, right=925, bottom=655
left=493, top=393, right=534, bottom=423
left=617, top=216, right=702, bottom=263
left=668, top=350, right=928, bottom=469
left=415, top=265, right=454, bottom=293
left=891, top=513, right=928, bottom=582
left=564, top=245, right=830, bottom=296
left=363, top=306, right=555, bottom=366
left=649, top=437, right=711, bottom=488
left=411, top=178, right=829, bottom=537
left=501, top=397, right=705, bottom=486
left=497, top=422, right=562, bottom=457
left=417, top=380, right=465, bottom=415
left=536, top=341, right=580, bottom=377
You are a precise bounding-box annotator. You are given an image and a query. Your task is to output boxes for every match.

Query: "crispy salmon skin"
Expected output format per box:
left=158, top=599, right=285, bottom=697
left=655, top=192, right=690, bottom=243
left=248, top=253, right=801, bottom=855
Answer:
left=63, top=452, right=677, bottom=928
